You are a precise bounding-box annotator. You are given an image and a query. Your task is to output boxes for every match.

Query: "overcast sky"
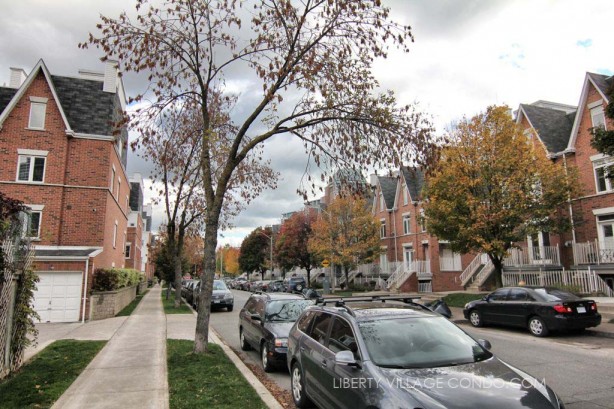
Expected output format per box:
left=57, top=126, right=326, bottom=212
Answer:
left=1, top=0, right=612, bottom=247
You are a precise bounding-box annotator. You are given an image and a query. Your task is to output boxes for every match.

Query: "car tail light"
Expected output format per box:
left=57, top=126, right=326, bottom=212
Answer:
left=553, top=304, right=572, bottom=314
left=590, top=302, right=597, bottom=312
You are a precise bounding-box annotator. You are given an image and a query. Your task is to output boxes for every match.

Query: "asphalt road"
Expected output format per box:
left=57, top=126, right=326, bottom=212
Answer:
left=211, top=290, right=614, bottom=408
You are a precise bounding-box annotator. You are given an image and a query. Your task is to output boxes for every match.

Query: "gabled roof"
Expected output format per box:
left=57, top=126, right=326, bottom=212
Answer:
left=567, top=72, right=613, bottom=150
left=376, top=176, right=397, bottom=210
left=517, top=103, right=575, bottom=154
left=0, top=59, right=124, bottom=137
left=400, top=166, right=425, bottom=201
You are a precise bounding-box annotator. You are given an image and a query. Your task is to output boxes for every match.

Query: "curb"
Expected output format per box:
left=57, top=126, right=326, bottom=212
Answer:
left=187, top=305, right=284, bottom=409
left=454, top=318, right=614, bottom=339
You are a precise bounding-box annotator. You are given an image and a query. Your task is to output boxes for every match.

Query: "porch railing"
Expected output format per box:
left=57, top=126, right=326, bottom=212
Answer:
left=460, top=253, right=484, bottom=286
left=502, top=269, right=614, bottom=296
left=572, top=241, right=614, bottom=265
left=418, top=281, right=432, bottom=293
left=503, top=245, right=560, bottom=267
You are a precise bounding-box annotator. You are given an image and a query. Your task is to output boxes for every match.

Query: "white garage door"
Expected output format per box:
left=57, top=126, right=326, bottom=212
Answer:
left=34, top=272, right=83, bottom=323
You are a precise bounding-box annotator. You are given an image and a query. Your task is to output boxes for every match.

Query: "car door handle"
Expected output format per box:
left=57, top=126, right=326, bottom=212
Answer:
left=321, top=359, right=327, bottom=368
left=300, top=347, right=306, bottom=352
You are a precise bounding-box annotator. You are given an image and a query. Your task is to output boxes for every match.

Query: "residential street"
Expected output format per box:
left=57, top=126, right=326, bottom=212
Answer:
left=212, top=290, right=614, bottom=409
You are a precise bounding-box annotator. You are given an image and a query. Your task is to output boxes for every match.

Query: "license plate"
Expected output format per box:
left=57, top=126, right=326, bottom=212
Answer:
left=576, top=306, right=586, bottom=313
left=214, top=300, right=220, bottom=304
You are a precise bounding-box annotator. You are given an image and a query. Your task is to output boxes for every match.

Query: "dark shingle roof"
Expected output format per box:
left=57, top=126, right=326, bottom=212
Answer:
left=51, top=75, right=119, bottom=135
left=401, top=167, right=425, bottom=201
left=377, top=176, right=397, bottom=209
left=588, top=72, right=612, bottom=101
left=0, top=87, right=17, bottom=113
left=520, top=104, right=575, bottom=154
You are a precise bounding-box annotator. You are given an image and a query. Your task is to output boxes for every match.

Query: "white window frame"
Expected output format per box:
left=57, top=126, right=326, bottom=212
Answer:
left=113, top=220, right=118, bottom=248
left=593, top=157, right=614, bottom=193
left=590, top=106, right=607, bottom=130
left=379, top=192, right=385, bottom=211
left=402, top=213, right=411, bottom=235
left=403, top=185, right=408, bottom=205
left=16, top=150, right=47, bottom=183
left=21, top=204, right=44, bottom=239
left=110, top=165, right=116, bottom=192
left=125, top=242, right=132, bottom=259
left=380, top=219, right=386, bottom=238
left=28, top=97, right=48, bottom=130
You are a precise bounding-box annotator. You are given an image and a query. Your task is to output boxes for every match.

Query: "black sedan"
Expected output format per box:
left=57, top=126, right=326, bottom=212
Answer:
left=239, top=293, right=314, bottom=372
left=463, top=286, right=601, bottom=336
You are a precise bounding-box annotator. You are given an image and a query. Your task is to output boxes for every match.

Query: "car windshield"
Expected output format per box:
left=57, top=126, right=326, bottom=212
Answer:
left=290, top=278, right=304, bottom=282
left=533, top=288, right=579, bottom=301
left=358, top=316, right=492, bottom=369
left=265, top=300, right=314, bottom=322
left=213, top=281, right=227, bottom=291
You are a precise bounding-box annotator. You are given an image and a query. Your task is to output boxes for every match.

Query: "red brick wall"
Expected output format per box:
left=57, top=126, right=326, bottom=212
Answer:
left=126, top=213, right=143, bottom=271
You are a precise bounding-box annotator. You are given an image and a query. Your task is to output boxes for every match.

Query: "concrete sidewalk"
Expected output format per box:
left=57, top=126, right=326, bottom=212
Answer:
left=52, top=286, right=169, bottom=409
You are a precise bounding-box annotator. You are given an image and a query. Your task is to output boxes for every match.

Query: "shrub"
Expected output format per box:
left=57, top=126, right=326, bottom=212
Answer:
left=92, top=268, right=143, bottom=292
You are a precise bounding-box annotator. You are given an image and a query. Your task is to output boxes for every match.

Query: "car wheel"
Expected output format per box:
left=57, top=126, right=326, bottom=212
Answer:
left=469, top=310, right=483, bottom=327
left=227, top=305, right=233, bottom=312
left=240, top=329, right=251, bottom=351
left=261, top=343, right=274, bottom=373
left=296, top=284, right=304, bottom=292
left=528, top=316, right=549, bottom=337
left=291, top=362, right=312, bottom=408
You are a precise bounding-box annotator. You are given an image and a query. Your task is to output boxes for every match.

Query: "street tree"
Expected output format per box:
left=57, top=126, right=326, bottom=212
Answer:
left=275, top=210, right=318, bottom=283
left=424, top=105, right=578, bottom=288
left=217, top=246, right=240, bottom=276
left=309, top=197, right=381, bottom=286
left=239, top=227, right=273, bottom=279
left=84, top=0, right=433, bottom=353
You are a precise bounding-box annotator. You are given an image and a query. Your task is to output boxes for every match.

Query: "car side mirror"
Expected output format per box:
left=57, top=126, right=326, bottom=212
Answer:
left=250, top=313, right=261, bottom=321
left=482, top=296, right=490, bottom=302
left=478, top=339, right=492, bottom=350
left=335, top=350, right=358, bottom=367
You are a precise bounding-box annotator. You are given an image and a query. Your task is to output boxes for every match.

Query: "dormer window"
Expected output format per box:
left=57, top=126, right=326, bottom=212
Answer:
left=28, top=97, right=48, bottom=130
left=379, top=192, right=385, bottom=211
left=590, top=104, right=606, bottom=129
left=403, top=184, right=408, bottom=205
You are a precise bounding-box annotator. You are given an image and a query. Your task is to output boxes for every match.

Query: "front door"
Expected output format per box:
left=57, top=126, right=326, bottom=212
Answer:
left=403, top=247, right=413, bottom=272
left=598, top=215, right=614, bottom=263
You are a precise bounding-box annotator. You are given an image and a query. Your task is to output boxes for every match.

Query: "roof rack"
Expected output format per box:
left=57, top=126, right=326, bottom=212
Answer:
left=315, top=295, right=433, bottom=314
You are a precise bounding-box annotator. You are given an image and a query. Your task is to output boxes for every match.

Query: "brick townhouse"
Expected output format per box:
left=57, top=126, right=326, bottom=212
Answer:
left=516, top=72, right=614, bottom=290
left=375, top=70, right=613, bottom=294
left=0, top=59, right=132, bottom=322
left=126, top=173, right=155, bottom=280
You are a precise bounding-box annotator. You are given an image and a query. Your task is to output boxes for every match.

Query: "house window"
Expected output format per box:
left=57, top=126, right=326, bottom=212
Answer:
left=22, top=210, right=42, bottom=238
left=403, top=214, right=411, bottom=235
left=591, top=106, right=606, bottom=129
left=403, top=185, right=408, bottom=205
left=125, top=243, right=132, bottom=258
left=117, top=177, right=121, bottom=200
left=113, top=221, right=118, bottom=248
left=379, top=193, right=385, bottom=211
left=594, top=159, right=614, bottom=193
left=380, top=220, right=386, bottom=238
left=17, top=155, right=46, bottom=182
left=28, top=97, right=47, bottom=129
left=110, top=167, right=116, bottom=191
left=597, top=214, right=614, bottom=249
left=420, top=209, right=427, bottom=232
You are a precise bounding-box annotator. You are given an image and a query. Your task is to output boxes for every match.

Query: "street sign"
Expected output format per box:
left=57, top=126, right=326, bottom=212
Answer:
left=321, top=259, right=330, bottom=267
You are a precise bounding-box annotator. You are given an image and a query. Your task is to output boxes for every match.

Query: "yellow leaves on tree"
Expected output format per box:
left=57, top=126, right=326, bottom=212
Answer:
left=424, top=105, right=578, bottom=287
left=308, top=196, right=381, bottom=286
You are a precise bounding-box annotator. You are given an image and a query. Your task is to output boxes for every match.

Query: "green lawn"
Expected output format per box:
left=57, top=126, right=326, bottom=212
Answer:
left=161, top=289, right=193, bottom=314
left=116, top=290, right=149, bottom=316
left=167, top=340, right=268, bottom=409
left=443, top=292, right=487, bottom=308
left=0, top=340, right=106, bottom=408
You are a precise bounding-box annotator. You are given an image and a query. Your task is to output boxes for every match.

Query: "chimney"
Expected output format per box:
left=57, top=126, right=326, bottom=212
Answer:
left=9, top=67, right=27, bottom=89
left=369, top=173, right=379, bottom=186
left=103, top=60, right=119, bottom=93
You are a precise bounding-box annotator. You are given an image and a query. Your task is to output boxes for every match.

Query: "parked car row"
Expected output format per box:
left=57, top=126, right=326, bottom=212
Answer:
left=237, top=290, right=580, bottom=408
left=179, top=278, right=234, bottom=312
left=229, top=276, right=308, bottom=293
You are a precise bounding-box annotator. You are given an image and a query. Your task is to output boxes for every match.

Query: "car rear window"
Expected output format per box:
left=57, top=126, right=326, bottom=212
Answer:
left=533, top=288, right=580, bottom=301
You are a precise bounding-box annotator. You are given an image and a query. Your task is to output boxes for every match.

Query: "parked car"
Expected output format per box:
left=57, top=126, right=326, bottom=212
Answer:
left=287, top=295, right=565, bottom=409
left=193, top=279, right=234, bottom=311
left=463, top=286, right=601, bottom=337
left=239, top=293, right=315, bottom=372
left=284, top=276, right=307, bottom=293
left=251, top=280, right=265, bottom=292
left=232, top=277, right=247, bottom=289
left=180, top=279, right=197, bottom=300
left=183, top=280, right=199, bottom=306
left=267, top=280, right=284, bottom=292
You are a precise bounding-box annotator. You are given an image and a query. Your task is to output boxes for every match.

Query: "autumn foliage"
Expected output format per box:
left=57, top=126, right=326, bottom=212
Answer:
left=424, top=105, right=578, bottom=287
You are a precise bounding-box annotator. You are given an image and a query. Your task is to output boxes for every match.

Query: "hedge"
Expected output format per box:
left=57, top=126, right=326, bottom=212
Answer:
left=92, top=268, right=144, bottom=292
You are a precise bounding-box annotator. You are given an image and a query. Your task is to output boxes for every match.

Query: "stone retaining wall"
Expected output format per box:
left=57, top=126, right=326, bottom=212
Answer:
left=90, top=285, right=137, bottom=320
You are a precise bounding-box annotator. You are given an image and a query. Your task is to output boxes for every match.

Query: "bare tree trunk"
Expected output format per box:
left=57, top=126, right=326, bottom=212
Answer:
left=173, top=250, right=183, bottom=309
left=344, top=266, right=349, bottom=290
left=488, top=254, right=504, bottom=288
left=306, top=267, right=311, bottom=287
left=194, top=217, right=219, bottom=353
